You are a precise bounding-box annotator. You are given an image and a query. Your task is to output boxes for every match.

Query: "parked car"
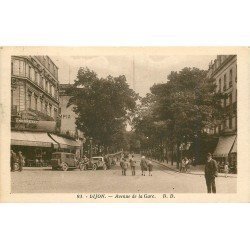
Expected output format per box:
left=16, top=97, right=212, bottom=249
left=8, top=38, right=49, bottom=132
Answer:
left=91, top=156, right=107, bottom=170
left=51, top=152, right=84, bottom=171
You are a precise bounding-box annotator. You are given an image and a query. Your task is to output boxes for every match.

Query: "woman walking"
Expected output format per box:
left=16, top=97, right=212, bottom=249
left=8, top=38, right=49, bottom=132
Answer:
left=140, top=156, right=147, bottom=176
left=147, top=160, right=153, bottom=176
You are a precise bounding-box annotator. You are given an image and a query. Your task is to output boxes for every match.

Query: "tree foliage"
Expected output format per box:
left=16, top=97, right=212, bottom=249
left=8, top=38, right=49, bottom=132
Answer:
left=133, top=67, right=224, bottom=153
left=67, top=67, right=138, bottom=152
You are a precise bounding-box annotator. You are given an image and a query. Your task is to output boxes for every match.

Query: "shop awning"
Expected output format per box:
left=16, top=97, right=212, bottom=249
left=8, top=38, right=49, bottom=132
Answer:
left=213, top=135, right=236, bottom=157
left=231, top=137, right=237, bottom=153
left=49, top=134, right=81, bottom=149
left=11, top=131, right=58, bottom=148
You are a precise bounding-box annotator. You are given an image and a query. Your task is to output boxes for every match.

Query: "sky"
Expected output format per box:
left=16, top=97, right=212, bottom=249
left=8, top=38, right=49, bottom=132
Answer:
left=51, top=55, right=216, bottom=97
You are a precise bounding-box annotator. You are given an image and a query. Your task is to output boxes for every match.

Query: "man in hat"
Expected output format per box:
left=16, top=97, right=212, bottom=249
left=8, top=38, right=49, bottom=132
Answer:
left=204, top=153, right=218, bottom=193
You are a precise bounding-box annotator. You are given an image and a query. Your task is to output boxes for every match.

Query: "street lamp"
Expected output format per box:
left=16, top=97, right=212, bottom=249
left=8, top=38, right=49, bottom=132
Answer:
left=89, top=137, right=93, bottom=159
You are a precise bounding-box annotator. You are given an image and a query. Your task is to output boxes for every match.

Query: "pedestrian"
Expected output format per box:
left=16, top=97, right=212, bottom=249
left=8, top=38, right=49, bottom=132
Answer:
left=17, top=151, right=25, bottom=172
left=10, top=150, right=17, bottom=172
left=180, top=158, right=186, bottom=173
left=184, top=157, right=189, bottom=172
left=120, top=158, right=127, bottom=176
left=204, top=153, right=218, bottom=193
left=224, top=162, right=229, bottom=178
left=147, top=160, right=153, bottom=176
left=140, top=156, right=147, bottom=176
left=123, top=158, right=129, bottom=176
left=129, top=155, right=136, bottom=176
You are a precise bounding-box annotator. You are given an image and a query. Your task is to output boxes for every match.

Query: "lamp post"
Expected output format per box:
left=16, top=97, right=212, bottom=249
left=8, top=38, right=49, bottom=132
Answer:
left=89, top=137, right=93, bottom=159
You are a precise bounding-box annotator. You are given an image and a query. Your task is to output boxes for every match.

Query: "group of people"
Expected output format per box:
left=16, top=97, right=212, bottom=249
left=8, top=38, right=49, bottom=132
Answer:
left=179, top=157, right=192, bottom=173
left=120, top=155, right=153, bottom=176
left=10, top=150, right=25, bottom=172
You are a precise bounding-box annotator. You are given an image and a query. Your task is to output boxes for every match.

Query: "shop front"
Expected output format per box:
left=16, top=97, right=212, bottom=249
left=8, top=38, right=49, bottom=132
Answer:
left=11, top=131, right=58, bottom=167
left=213, top=135, right=237, bottom=166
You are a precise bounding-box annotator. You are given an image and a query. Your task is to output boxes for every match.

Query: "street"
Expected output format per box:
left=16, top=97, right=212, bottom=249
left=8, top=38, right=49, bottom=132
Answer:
left=11, top=155, right=237, bottom=193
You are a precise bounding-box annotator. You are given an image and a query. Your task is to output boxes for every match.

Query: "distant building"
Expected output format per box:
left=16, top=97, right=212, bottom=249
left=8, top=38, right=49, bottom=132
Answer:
left=207, top=55, right=237, bottom=167
left=59, top=84, right=85, bottom=157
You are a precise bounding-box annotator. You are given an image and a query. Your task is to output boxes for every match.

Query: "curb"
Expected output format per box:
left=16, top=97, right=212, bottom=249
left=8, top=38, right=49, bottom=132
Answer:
left=151, top=160, right=237, bottom=178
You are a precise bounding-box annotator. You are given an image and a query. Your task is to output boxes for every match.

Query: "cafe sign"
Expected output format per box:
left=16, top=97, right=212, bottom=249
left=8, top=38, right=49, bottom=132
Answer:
left=16, top=119, right=38, bottom=124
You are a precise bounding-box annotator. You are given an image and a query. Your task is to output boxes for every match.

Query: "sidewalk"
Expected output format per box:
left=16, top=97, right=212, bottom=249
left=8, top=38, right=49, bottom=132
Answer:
left=151, top=159, right=237, bottom=178
left=22, top=166, right=52, bottom=171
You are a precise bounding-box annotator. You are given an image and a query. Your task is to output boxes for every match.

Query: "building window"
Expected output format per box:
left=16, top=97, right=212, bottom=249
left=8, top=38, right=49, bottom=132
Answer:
left=229, top=69, right=233, bottom=87
left=45, top=81, right=48, bottom=92
left=34, top=95, right=38, bottom=110
left=49, top=105, right=52, bottom=116
left=43, top=78, right=46, bottom=90
left=54, top=108, right=58, bottom=120
left=229, top=116, right=232, bottom=129
left=49, top=84, right=52, bottom=95
left=224, top=97, right=227, bottom=107
left=27, top=92, right=32, bottom=109
left=29, top=66, right=31, bottom=79
left=11, top=89, right=13, bottom=107
left=229, top=93, right=232, bottom=106
left=218, top=78, right=221, bottom=92
left=40, top=76, right=43, bottom=88
left=45, top=102, right=48, bottom=115
left=40, top=99, right=43, bottom=112
left=35, top=71, right=38, bottom=83
left=223, top=74, right=227, bottom=90
left=235, top=65, right=237, bottom=83
left=13, top=60, right=20, bottom=75
left=19, top=60, right=25, bottom=76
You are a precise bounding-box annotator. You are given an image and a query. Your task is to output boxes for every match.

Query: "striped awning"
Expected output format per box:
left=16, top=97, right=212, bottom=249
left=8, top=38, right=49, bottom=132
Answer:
left=49, top=134, right=81, bottom=149
left=213, top=135, right=236, bottom=157
left=231, top=137, right=237, bottom=153
left=11, top=131, right=58, bottom=148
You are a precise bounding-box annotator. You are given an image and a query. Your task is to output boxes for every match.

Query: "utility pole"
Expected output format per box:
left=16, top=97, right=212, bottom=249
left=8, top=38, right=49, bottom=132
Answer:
left=132, top=56, right=135, bottom=91
left=69, top=65, right=71, bottom=84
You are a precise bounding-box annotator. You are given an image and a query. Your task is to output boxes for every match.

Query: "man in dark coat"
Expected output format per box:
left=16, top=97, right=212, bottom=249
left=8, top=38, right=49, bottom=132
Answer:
left=204, top=153, right=218, bottom=193
left=129, top=155, right=136, bottom=176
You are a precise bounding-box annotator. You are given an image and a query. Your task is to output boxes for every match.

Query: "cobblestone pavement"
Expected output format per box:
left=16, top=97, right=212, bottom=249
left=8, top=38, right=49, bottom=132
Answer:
left=11, top=155, right=237, bottom=193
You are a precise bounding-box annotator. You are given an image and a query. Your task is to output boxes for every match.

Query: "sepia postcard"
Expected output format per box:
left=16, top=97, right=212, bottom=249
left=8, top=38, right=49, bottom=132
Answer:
left=0, top=47, right=249, bottom=202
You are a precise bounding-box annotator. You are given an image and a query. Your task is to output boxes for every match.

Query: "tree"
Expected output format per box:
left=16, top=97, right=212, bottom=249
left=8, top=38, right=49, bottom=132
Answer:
left=133, top=67, right=224, bottom=165
left=67, top=67, right=138, bottom=153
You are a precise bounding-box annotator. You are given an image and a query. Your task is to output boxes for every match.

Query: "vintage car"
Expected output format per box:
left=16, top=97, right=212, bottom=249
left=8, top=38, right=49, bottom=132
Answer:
left=91, top=156, right=107, bottom=170
left=51, top=152, right=84, bottom=171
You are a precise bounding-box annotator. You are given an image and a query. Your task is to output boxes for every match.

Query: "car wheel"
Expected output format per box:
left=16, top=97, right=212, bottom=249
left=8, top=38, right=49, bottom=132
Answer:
left=79, top=163, right=84, bottom=171
left=61, top=162, right=68, bottom=171
left=92, top=164, right=97, bottom=171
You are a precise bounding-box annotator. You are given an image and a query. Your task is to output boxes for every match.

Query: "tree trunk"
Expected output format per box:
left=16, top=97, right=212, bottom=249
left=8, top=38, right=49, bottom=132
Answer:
left=176, top=142, right=180, bottom=169
left=171, top=146, right=174, bottom=165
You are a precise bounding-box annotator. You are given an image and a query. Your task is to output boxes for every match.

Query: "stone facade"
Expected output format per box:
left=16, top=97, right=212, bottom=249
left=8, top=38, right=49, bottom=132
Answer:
left=207, top=55, right=237, bottom=135
left=11, top=56, right=59, bottom=122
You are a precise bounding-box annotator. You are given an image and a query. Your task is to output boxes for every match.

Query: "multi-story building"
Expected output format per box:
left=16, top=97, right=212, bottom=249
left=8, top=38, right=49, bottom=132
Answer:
left=11, top=57, right=82, bottom=166
left=207, top=55, right=237, bottom=167
left=11, top=56, right=59, bottom=123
